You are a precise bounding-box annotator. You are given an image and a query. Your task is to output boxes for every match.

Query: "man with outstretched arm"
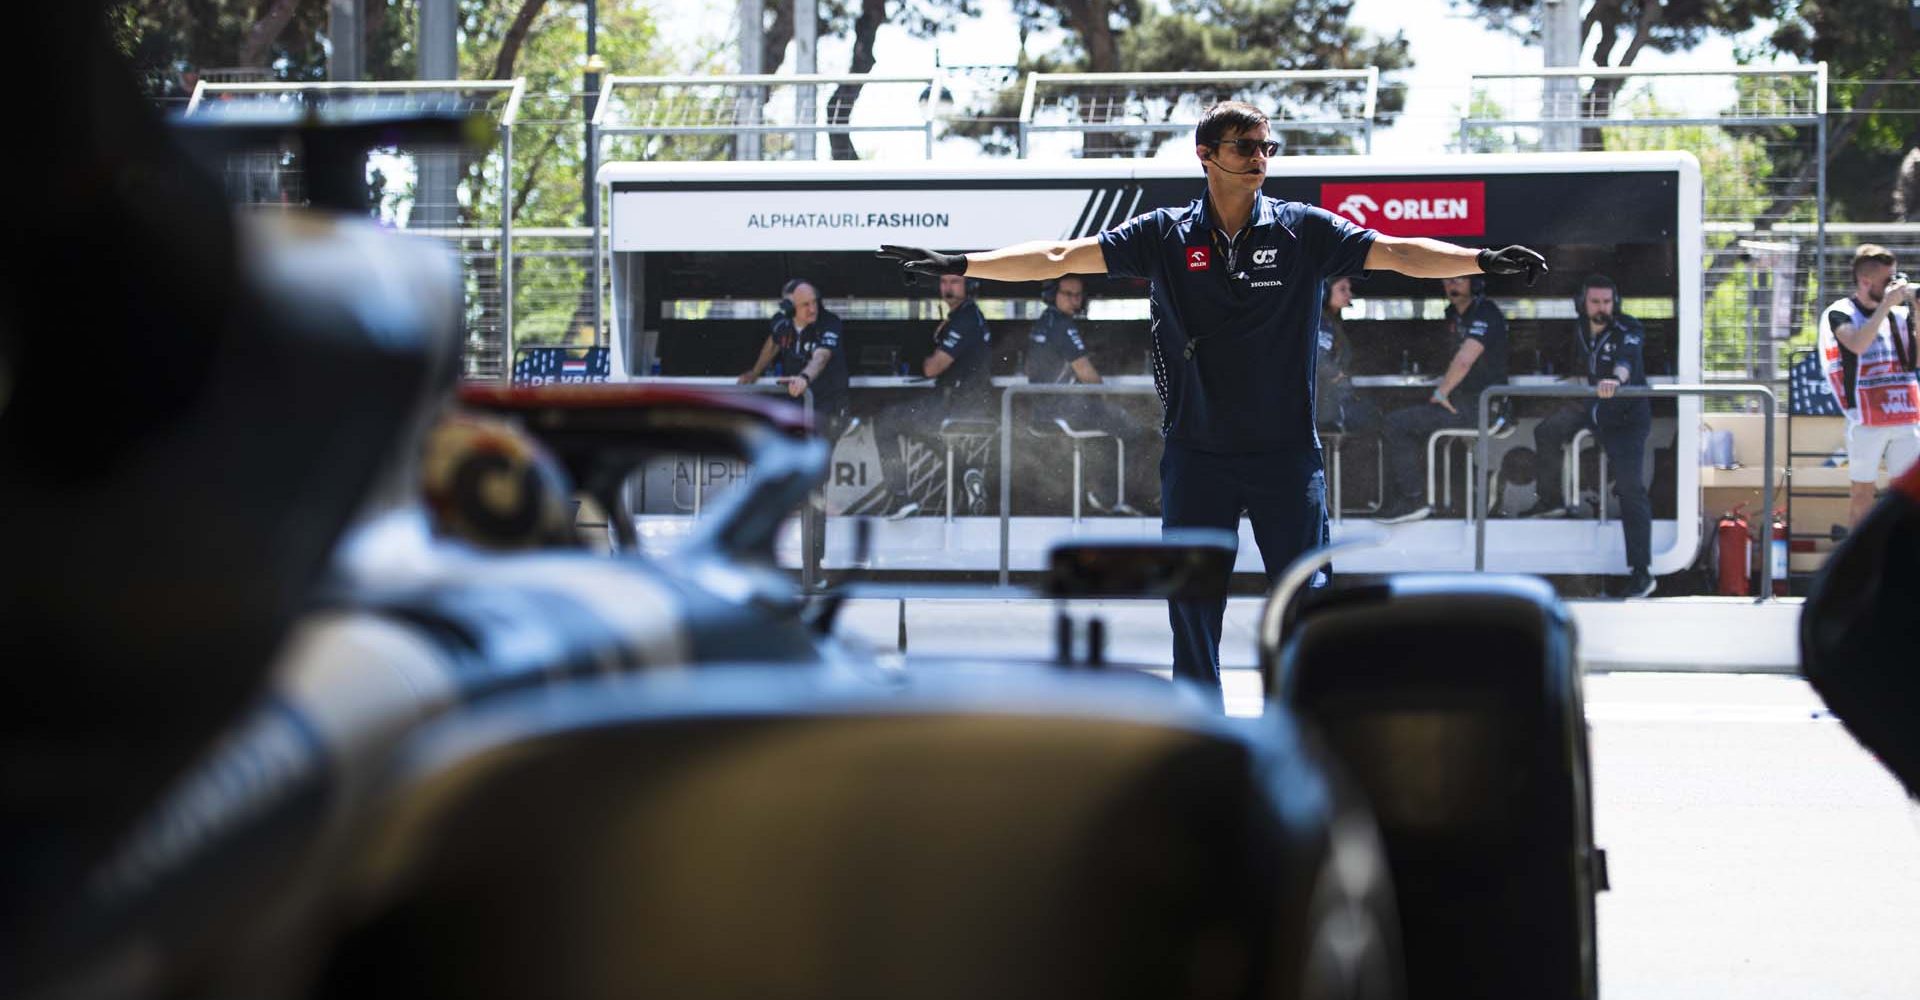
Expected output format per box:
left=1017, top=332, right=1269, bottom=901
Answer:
left=879, top=100, right=1546, bottom=709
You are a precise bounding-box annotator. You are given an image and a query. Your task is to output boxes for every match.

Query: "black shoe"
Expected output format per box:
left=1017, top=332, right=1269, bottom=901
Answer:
left=1518, top=500, right=1571, bottom=519
left=1624, top=570, right=1656, bottom=599
left=1373, top=500, right=1431, bottom=525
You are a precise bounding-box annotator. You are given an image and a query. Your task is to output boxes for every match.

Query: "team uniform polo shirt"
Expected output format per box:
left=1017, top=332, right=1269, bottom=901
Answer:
left=773, top=307, right=850, bottom=414
left=1576, top=314, right=1647, bottom=387
left=934, top=297, right=994, bottom=405
left=1575, top=313, right=1648, bottom=419
left=1820, top=296, right=1919, bottom=427
left=1099, top=191, right=1376, bottom=452
left=1026, top=304, right=1088, bottom=384
left=1446, top=294, right=1509, bottom=407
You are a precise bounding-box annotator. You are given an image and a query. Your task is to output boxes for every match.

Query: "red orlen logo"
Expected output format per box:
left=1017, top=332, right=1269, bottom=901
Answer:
left=1186, top=246, right=1210, bottom=271
left=1321, top=181, right=1486, bottom=238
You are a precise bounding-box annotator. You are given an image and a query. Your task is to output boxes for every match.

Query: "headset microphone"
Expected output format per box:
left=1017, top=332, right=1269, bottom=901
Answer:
left=1207, top=156, right=1264, bottom=177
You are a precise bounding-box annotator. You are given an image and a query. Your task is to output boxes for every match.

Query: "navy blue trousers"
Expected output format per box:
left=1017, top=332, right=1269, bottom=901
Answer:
left=1161, top=441, right=1328, bottom=709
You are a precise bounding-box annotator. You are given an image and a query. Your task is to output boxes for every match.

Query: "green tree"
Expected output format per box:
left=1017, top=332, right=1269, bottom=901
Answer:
left=1449, top=0, right=1778, bottom=120
left=951, top=0, right=1411, bottom=157
left=1767, top=0, right=1920, bottom=222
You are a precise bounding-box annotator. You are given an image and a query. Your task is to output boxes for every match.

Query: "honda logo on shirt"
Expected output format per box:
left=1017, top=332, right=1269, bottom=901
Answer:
left=1186, top=247, right=1210, bottom=271
left=1321, top=181, right=1486, bottom=237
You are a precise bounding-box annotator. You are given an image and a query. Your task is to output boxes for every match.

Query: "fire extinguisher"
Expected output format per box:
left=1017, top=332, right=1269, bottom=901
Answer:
left=1770, top=508, right=1789, bottom=596
left=1715, top=503, right=1751, bottom=597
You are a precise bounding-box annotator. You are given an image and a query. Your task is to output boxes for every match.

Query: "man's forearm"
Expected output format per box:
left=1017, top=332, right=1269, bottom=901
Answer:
left=1436, top=354, right=1476, bottom=395
left=1367, top=237, right=1483, bottom=279
left=1841, top=300, right=1895, bottom=354
left=964, top=239, right=1103, bottom=282
left=802, top=348, right=831, bottom=381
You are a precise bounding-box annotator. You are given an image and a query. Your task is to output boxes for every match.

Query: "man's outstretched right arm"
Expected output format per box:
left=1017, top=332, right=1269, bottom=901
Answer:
left=877, top=237, right=1108, bottom=282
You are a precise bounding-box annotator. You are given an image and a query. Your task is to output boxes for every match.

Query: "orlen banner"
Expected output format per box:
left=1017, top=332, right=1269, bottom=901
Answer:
left=1320, top=181, right=1485, bottom=238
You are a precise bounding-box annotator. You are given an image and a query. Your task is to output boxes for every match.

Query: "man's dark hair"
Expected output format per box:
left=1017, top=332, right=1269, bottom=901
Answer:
left=1195, top=101, right=1270, bottom=149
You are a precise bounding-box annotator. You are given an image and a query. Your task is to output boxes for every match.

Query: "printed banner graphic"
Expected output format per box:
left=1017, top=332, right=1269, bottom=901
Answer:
left=513, top=346, right=611, bottom=386
left=1321, top=181, right=1486, bottom=238
left=610, top=188, right=1125, bottom=251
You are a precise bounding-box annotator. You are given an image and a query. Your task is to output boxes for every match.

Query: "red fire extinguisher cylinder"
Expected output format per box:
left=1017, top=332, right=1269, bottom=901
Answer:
left=1716, top=504, right=1751, bottom=597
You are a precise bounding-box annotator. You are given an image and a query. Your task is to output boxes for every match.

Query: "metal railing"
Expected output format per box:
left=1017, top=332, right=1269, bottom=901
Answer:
left=1472, top=383, right=1778, bottom=601
left=1018, top=69, right=1379, bottom=158
left=997, top=383, right=1161, bottom=586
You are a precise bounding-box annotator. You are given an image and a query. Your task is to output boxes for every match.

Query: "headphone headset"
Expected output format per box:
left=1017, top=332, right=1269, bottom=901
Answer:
left=1574, top=274, right=1618, bottom=322
left=1469, top=274, right=1486, bottom=297
left=1039, top=278, right=1058, bottom=306
left=778, top=277, right=811, bottom=319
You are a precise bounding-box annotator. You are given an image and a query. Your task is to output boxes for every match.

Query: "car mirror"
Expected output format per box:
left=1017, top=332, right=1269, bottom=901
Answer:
left=1042, top=531, right=1238, bottom=601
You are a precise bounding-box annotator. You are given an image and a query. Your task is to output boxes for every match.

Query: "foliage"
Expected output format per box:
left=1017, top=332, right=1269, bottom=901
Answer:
left=1767, top=0, right=1920, bottom=221
left=949, top=0, right=1411, bottom=157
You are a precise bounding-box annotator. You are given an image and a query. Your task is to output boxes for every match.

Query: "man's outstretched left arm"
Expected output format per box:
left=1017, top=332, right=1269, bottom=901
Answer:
left=1366, top=236, right=1548, bottom=285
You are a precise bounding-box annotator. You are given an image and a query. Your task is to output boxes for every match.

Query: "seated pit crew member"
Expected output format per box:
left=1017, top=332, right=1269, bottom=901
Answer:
left=1024, top=275, right=1138, bottom=515
left=738, top=278, right=851, bottom=442
left=878, top=272, right=994, bottom=519
left=1820, top=244, right=1919, bottom=526
left=1316, top=275, right=1382, bottom=438
left=1374, top=274, right=1509, bottom=524
left=1520, top=274, right=1656, bottom=598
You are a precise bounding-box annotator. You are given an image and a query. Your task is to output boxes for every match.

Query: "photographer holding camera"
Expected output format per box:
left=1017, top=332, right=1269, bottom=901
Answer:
left=1820, top=244, right=1919, bottom=526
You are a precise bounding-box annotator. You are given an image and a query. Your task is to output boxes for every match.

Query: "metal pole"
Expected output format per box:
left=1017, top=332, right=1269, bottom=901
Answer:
left=502, top=123, right=514, bottom=382
left=1539, top=0, right=1580, bottom=152
left=328, top=0, right=363, bottom=81
left=1815, top=108, right=1828, bottom=336
left=999, top=387, right=1013, bottom=587
left=584, top=2, right=604, bottom=348
left=795, top=0, right=818, bottom=160
left=416, top=0, right=457, bottom=230
left=737, top=0, right=764, bottom=160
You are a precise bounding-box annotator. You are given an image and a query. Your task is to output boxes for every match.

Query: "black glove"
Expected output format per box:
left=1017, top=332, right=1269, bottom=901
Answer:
left=877, top=244, right=968, bottom=277
left=1477, top=245, right=1548, bottom=286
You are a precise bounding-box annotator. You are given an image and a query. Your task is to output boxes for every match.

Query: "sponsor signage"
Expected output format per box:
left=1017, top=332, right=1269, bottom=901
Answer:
left=610, top=189, right=1090, bottom=251
left=1321, top=181, right=1486, bottom=238
left=513, top=346, right=611, bottom=386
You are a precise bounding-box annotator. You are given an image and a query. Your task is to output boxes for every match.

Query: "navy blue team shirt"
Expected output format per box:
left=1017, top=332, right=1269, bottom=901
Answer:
left=1577, top=314, right=1647, bottom=388
left=1099, top=191, right=1377, bottom=452
left=1026, top=304, right=1088, bottom=383
left=773, top=307, right=850, bottom=413
left=935, top=297, right=993, bottom=401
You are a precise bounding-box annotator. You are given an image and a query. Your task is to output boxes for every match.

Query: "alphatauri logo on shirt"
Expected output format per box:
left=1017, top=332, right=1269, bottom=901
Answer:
left=1252, top=248, right=1277, bottom=266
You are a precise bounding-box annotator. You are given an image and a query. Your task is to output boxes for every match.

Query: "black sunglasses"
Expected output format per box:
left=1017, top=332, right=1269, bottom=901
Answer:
left=1214, top=138, right=1280, bottom=158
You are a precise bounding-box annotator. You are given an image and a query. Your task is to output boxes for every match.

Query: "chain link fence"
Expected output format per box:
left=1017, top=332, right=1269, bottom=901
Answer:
left=1461, top=66, right=1828, bottom=400
left=167, top=65, right=1920, bottom=393
left=1017, top=69, right=1379, bottom=159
